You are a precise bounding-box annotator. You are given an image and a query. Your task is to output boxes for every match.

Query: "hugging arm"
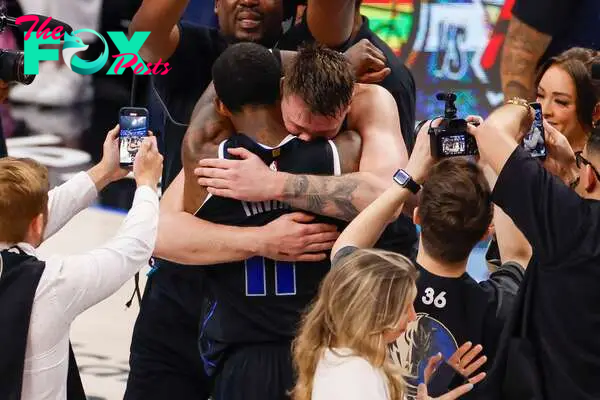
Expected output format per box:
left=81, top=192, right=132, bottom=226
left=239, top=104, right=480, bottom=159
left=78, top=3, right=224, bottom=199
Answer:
left=274, top=86, right=409, bottom=221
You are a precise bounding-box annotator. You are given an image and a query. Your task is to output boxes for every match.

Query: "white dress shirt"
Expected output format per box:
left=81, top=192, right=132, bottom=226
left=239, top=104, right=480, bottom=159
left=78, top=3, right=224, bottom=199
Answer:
left=312, top=348, right=390, bottom=400
left=0, top=172, right=159, bottom=400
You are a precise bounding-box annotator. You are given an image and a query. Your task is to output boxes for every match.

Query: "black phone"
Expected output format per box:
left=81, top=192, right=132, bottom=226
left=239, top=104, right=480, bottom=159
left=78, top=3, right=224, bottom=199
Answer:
left=522, top=102, right=546, bottom=160
left=119, top=107, right=149, bottom=167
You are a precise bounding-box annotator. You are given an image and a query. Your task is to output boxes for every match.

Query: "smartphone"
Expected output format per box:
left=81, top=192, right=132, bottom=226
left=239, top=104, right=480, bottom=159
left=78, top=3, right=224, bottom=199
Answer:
left=119, top=107, right=149, bottom=167
left=522, top=102, right=546, bottom=159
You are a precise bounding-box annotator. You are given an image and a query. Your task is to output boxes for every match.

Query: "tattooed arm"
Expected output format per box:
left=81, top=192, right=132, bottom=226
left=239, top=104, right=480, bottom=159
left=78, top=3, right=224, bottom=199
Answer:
left=500, top=16, right=552, bottom=100
left=271, top=130, right=389, bottom=222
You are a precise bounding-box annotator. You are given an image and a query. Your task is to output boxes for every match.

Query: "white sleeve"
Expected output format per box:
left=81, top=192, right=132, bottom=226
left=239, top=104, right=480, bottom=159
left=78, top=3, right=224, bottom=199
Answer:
left=43, top=172, right=98, bottom=240
left=312, top=358, right=389, bottom=400
left=46, top=185, right=159, bottom=321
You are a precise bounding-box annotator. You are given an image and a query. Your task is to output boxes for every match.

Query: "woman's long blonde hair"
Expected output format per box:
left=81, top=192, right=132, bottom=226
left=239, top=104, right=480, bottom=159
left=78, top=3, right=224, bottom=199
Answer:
left=291, top=248, right=418, bottom=400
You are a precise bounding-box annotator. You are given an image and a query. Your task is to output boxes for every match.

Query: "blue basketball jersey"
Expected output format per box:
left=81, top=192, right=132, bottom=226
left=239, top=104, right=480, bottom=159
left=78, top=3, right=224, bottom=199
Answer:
left=196, top=132, right=343, bottom=346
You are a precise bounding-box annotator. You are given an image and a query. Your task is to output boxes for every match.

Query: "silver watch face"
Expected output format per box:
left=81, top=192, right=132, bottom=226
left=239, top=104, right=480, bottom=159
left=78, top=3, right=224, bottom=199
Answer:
left=394, top=170, right=410, bottom=185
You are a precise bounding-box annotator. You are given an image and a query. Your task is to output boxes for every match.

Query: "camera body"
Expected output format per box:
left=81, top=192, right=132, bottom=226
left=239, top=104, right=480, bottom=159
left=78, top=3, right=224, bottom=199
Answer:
left=429, top=92, right=478, bottom=158
left=0, top=49, right=35, bottom=84
left=0, top=16, right=35, bottom=85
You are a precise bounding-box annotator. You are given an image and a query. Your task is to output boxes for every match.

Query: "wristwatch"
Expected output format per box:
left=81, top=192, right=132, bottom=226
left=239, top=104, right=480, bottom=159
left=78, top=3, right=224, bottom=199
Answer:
left=393, top=169, right=421, bottom=194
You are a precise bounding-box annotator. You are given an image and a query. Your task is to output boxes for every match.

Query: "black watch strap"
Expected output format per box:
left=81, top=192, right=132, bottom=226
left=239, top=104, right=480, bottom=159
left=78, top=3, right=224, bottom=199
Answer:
left=404, top=178, right=421, bottom=194
left=393, top=169, right=421, bottom=194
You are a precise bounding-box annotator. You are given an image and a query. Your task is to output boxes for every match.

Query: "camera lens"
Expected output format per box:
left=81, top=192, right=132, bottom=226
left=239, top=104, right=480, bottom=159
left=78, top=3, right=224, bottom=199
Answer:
left=0, top=49, right=35, bottom=85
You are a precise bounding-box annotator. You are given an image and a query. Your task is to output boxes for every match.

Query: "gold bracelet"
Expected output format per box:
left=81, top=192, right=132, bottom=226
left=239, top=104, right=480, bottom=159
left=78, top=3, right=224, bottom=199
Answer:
left=505, top=97, right=531, bottom=112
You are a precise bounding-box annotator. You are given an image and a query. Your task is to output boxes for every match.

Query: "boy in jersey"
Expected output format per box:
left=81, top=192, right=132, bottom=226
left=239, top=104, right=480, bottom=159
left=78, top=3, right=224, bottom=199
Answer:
left=175, top=42, right=361, bottom=399
left=330, top=122, right=525, bottom=399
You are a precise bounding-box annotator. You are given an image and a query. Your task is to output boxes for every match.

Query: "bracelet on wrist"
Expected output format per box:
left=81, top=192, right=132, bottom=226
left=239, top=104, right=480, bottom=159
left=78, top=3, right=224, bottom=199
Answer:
left=505, top=97, right=531, bottom=112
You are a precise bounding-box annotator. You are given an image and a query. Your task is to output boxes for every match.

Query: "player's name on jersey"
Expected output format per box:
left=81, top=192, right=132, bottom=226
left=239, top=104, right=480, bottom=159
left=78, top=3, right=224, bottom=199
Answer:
left=241, top=200, right=291, bottom=217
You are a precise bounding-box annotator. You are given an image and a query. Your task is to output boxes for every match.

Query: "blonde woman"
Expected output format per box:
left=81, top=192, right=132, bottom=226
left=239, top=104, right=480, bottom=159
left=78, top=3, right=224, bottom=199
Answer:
left=291, top=248, right=475, bottom=400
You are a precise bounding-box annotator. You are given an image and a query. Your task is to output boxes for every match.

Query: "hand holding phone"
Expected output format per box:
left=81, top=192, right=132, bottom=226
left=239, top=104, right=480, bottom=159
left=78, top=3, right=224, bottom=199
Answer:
left=522, top=103, right=547, bottom=159
left=119, top=107, right=149, bottom=167
left=133, top=136, right=163, bottom=190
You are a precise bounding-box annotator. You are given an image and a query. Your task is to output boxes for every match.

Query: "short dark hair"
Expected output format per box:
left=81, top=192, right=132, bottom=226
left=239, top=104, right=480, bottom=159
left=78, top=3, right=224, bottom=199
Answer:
left=283, top=43, right=355, bottom=118
left=418, top=158, right=493, bottom=263
left=212, top=42, right=281, bottom=113
left=536, top=47, right=600, bottom=130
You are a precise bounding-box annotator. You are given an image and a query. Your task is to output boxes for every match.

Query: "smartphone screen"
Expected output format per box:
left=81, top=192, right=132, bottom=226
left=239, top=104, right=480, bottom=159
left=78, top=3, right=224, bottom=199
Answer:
left=522, top=103, right=546, bottom=159
left=119, top=108, right=148, bottom=166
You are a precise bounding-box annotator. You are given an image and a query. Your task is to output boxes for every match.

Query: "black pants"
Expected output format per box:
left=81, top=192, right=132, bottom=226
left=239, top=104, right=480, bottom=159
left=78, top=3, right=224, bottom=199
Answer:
left=212, top=342, right=294, bottom=400
left=124, top=266, right=212, bottom=400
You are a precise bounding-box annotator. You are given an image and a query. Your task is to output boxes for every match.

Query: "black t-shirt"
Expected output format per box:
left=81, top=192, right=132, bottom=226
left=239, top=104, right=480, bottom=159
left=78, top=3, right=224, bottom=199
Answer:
left=487, top=147, right=600, bottom=400
left=333, top=246, right=524, bottom=400
left=275, top=15, right=417, bottom=154
left=148, top=22, right=227, bottom=309
left=151, top=22, right=227, bottom=189
left=512, top=0, right=600, bottom=65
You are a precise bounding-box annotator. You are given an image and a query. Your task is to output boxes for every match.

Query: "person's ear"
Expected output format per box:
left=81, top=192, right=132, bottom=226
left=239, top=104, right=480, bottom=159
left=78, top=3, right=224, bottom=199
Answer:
left=214, top=98, right=231, bottom=117
left=27, top=213, right=45, bottom=245
left=412, top=207, right=421, bottom=226
left=214, top=0, right=220, bottom=14
left=33, top=213, right=44, bottom=235
left=584, top=164, right=597, bottom=193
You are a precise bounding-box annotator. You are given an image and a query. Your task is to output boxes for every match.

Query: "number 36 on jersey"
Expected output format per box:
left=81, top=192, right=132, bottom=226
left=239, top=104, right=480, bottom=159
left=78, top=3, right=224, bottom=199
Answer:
left=421, top=287, right=447, bottom=308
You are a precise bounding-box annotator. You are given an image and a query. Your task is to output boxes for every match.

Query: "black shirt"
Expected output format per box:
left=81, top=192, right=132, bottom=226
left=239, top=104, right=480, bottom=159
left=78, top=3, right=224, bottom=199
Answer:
left=151, top=22, right=227, bottom=189
left=333, top=246, right=523, bottom=399
left=148, top=22, right=227, bottom=314
left=512, top=0, right=600, bottom=65
left=275, top=15, right=417, bottom=154
left=487, top=147, right=600, bottom=400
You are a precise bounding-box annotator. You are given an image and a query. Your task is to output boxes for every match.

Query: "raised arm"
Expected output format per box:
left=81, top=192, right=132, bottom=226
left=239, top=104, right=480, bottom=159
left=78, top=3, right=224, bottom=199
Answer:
left=54, top=138, right=162, bottom=319
left=129, top=0, right=189, bottom=63
left=469, top=104, right=587, bottom=262
left=332, top=119, right=434, bottom=257
left=306, top=0, right=356, bottom=48
left=44, top=126, right=129, bottom=240
left=500, top=16, right=551, bottom=100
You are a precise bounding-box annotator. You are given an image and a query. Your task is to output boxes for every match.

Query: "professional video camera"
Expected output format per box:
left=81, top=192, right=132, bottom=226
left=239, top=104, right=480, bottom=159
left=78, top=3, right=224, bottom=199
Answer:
left=429, top=92, right=478, bottom=158
left=0, top=14, right=33, bottom=85
left=0, top=13, right=72, bottom=85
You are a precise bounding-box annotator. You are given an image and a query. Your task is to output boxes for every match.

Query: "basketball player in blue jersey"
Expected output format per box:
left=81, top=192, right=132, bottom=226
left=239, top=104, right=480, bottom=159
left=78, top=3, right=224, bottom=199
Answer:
left=175, top=42, right=363, bottom=400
